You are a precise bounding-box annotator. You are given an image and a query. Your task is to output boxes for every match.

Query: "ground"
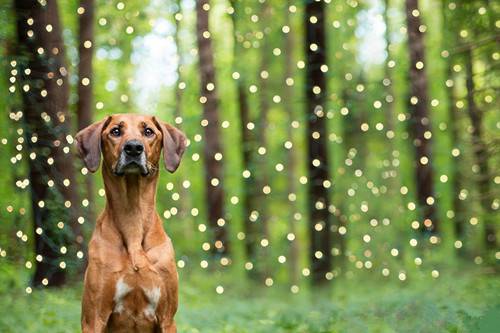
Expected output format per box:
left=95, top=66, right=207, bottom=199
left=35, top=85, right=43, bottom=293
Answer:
left=0, top=267, right=499, bottom=333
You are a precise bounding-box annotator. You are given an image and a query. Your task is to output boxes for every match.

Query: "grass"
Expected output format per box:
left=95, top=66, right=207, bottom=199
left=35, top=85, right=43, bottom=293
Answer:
left=0, top=266, right=499, bottom=333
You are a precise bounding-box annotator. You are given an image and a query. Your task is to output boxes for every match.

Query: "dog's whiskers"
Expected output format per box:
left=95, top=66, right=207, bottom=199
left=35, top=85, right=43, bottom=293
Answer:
left=146, top=161, right=159, bottom=173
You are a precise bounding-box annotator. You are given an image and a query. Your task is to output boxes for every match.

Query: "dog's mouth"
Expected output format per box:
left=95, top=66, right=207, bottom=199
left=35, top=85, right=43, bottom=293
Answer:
left=114, top=154, right=150, bottom=176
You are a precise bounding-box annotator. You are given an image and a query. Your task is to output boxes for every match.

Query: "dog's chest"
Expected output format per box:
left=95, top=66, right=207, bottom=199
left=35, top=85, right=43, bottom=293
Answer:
left=113, top=274, right=162, bottom=321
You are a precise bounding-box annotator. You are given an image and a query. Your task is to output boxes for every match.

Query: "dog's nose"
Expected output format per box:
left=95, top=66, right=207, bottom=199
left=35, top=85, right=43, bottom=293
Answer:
left=123, top=140, right=144, bottom=157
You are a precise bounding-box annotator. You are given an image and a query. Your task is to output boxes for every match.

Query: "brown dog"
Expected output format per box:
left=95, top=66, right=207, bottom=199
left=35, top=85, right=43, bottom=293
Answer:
left=76, top=114, right=186, bottom=333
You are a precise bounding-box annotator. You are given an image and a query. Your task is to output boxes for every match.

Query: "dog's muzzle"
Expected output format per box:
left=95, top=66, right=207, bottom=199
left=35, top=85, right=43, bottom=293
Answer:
left=114, top=140, right=149, bottom=176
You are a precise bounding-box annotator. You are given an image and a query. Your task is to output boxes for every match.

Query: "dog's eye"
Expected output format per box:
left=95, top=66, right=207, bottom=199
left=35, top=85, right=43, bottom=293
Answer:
left=144, top=128, right=154, bottom=137
left=110, top=127, right=121, bottom=137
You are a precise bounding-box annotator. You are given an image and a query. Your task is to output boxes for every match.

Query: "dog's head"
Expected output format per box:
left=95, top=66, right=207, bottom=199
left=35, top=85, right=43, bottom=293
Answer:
left=75, top=114, right=186, bottom=176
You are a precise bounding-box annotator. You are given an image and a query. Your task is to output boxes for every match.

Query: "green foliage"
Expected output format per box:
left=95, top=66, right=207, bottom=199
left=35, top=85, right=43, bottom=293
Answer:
left=0, top=269, right=499, bottom=332
left=0, top=0, right=498, bottom=329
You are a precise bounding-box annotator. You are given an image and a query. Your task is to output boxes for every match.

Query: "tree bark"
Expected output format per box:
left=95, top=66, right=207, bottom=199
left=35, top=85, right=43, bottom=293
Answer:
left=173, top=0, right=190, bottom=223
left=447, top=64, right=466, bottom=249
left=441, top=1, right=466, bottom=253
left=383, top=0, right=395, bottom=135
left=305, top=0, right=333, bottom=284
left=173, top=1, right=183, bottom=120
left=255, top=0, right=271, bottom=280
left=284, top=0, right=299, bottom=287
left=257, top=2, right=270, bottom=226
left=229, top=0, right=258, bottom=276
left=405, top=0, right=439, bottom=233
left=464, top=48, right=496, bottom=250
left=14, top=0, right=83, bottom=287
left=77, top=0, right=95, bottom=224
left=196, top=0, right=229, bottom=256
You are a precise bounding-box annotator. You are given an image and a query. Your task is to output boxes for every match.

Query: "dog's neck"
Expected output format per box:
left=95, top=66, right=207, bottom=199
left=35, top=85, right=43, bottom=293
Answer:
left=103, top=167, right=158, bottom=215
left=102, top=166, right=159, bottom=262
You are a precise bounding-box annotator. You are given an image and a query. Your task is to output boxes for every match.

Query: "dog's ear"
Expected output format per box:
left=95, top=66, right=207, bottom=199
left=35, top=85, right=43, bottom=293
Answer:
left=153, top=117, right=187, bottom=173
left=75, top=117, right=111, bottom=173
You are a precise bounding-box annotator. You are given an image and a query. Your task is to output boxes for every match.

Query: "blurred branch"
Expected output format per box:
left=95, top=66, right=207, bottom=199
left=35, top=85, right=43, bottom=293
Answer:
left=450, top=34, right=500, bottom=55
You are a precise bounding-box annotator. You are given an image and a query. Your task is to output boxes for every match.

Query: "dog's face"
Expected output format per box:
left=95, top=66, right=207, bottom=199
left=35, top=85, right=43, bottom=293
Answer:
left=76, top=114, right=186, bottom=176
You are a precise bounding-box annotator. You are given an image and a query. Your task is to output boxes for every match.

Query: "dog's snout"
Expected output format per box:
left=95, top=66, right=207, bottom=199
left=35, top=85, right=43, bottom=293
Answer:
left=115, top=139, right=148, bottom=176
left=123, top=140, right=144, bottom=157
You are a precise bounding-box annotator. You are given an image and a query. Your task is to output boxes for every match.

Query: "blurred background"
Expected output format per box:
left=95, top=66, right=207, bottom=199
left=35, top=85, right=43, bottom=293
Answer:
left=0, top=0, right=499, bottom=332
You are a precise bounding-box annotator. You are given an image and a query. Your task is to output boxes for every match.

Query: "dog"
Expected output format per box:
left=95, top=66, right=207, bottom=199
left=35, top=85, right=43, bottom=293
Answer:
left=76, top=114, right=186, bottom=333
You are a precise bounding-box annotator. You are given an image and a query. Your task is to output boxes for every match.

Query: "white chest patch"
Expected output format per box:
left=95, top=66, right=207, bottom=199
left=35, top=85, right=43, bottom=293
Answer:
left=113, top=277, right=132, bottom=314
left=142, top=286, right=161, bottom=319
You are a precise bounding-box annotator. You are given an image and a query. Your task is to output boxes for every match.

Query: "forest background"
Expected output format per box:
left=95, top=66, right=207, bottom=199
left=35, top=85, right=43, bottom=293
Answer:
left=0, top=0, right=499, bottom=332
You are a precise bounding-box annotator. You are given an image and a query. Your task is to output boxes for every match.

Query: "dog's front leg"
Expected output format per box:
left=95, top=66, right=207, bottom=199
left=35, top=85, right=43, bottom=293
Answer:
left=156, top=280, right=178, bottom=333
left=117, top=215, right=150, bottom=271
left=159, top=320, right=177, bottom=333
left=82, top=313, right=111, bottom=333
left=81, top=294, right=112, bottom=333
left=81, top=265, right=114, bottom=333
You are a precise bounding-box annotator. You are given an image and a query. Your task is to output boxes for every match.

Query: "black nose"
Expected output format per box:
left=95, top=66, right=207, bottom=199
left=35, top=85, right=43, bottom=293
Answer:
left=123, top=140, right=144, bottom=157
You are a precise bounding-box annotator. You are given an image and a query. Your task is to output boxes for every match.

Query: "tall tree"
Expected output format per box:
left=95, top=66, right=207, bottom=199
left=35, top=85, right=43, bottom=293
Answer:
left=283, top=0, right=299, bottom=286
left=229, top=0, right=258, bottom=275
left=404, top=0, right=438, bottom=233
left=446, top=63, right=466, bottom=248
left=442, top=1, right=465, bottom=252
left=172, top=0, right=190, bottom=222
left=256, top=0, right=271, bottom=238
left=304, top=0, right=332, bottom=284
left=382, top=0, right=395, bottom=137
left=254, top=0, right=272, bottom=280
left=14, top=0, right=83, bottom=286
left=195, top=0, right=229, bottom=256
left=77, top=0, right=95, bottom=223
left=173, top=1, right=183, bottom=121
left=464, top=48, right=496, bottom=250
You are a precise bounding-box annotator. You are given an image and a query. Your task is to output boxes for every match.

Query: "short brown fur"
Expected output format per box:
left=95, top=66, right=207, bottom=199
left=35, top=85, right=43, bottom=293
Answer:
left=76, top=114, right=186, bottom=333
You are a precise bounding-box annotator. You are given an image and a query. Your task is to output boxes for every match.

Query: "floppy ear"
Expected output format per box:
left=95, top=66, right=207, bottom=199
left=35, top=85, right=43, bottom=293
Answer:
left=153, top=117, right=187, bottom=173
left=75, top=117, right=110, bottom=173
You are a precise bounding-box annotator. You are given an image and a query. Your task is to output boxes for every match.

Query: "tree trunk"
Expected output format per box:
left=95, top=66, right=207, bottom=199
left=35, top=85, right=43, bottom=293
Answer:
left=229, top=0, right=258, bottom=276
left=255, top=0, right=271, bottom=280
left=382, top=0, right=404, bottom=252
left=383, top=0, right=395, bottom=136
left=173, top=1, right=183, bottom=120
left=77, top=0, right=95, bottom=224
left=464, top=48, right=496, bottom=250
left=305, top=0, right=332, bottom=284
left=284, top=0, right=299, bottom=287
left=446, top=64, right=466, bottom=250
left=342, top=75, right=367, bottom=170
left=405, top=0, right=438, bottom=233
left=196, top=0, right=229, bottom=256
left=14, top=0, right=83, bottom=287
left=173, top=0, right=190, bottom=223
left=441, top=1, right=466, bottom=253
left=237, top=80, right=258, bottom=267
